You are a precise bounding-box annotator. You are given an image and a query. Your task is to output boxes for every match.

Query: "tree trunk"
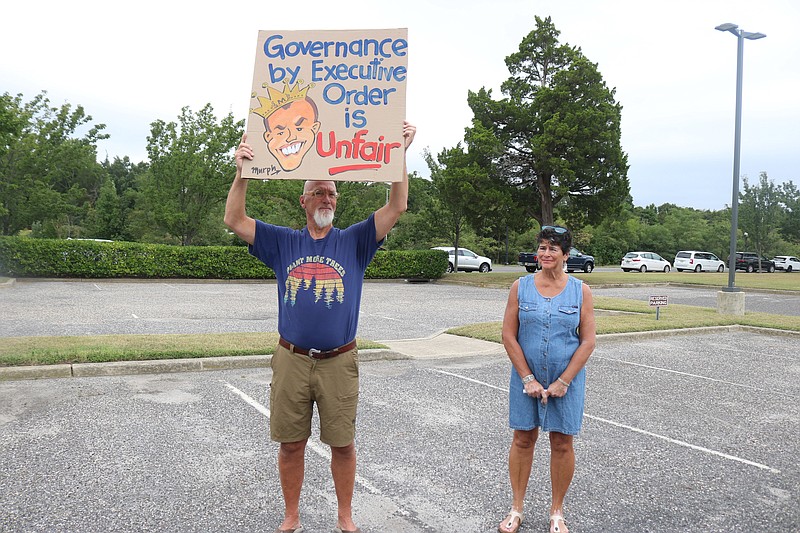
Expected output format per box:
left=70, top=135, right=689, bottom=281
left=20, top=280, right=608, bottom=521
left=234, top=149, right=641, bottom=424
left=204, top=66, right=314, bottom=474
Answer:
left=539, top=177, right=554, bottom=225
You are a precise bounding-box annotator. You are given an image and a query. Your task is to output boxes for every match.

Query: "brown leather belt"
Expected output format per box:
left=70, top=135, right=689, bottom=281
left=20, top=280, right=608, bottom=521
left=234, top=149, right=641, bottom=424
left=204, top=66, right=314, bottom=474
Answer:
left=278, top=337, right=357, bottom=360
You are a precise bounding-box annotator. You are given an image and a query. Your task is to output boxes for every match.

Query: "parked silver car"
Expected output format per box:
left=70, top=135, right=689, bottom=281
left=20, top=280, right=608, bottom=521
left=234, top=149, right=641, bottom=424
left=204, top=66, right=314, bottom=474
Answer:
left=432, top=247, right=492, bottom=273
left=674, top=251, right=725, bottom=272
left=621, top=251, right=672, bottom=272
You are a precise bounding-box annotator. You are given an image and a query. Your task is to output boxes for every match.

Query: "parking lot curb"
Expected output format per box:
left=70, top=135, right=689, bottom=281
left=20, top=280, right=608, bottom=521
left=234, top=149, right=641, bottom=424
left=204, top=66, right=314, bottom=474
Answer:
left=597, top=324, right=800, bottom=341
left=0, top=364, right=72, bottom=380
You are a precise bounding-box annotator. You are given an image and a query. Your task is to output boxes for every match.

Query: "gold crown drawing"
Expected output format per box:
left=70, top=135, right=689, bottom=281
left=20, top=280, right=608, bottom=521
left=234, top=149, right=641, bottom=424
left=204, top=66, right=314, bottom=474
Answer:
left=251, top=81, right=314, bottom=120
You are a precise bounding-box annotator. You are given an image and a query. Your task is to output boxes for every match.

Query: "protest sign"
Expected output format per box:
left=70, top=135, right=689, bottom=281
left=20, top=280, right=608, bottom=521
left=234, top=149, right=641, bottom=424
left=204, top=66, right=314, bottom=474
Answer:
left=244, top=28, right=408, bottom=182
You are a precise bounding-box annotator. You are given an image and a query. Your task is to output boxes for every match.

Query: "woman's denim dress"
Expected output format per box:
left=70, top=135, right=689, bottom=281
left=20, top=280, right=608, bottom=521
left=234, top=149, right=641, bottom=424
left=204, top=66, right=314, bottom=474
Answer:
left=509, top=274, right=586, bottom=435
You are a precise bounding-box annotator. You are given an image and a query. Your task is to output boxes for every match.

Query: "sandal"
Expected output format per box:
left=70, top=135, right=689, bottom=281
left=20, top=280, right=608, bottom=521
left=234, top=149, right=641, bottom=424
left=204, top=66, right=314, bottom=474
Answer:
left=549, top=513, right=568, bottom=533
left=498, top=510, right=524, bottom=533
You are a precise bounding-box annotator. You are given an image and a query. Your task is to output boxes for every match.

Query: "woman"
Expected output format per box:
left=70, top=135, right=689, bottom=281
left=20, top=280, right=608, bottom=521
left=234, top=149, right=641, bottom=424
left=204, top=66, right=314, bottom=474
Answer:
left=498, top=226, right=596, bottom=533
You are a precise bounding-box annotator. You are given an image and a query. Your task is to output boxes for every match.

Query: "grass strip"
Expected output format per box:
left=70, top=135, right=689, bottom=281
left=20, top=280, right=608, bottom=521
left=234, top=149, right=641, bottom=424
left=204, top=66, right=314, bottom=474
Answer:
left=446, top=296, right=800, bottom=343
left=0, top=333, right=386, bottom=367
left=439, top=271, right=800, bottom=291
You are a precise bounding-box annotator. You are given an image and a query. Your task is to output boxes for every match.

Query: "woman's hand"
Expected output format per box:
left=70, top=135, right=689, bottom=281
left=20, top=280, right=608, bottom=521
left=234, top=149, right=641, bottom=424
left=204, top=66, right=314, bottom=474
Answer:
left=523, top=379, right=546, bottom=402
left=545, top=379, right=569, bottom=399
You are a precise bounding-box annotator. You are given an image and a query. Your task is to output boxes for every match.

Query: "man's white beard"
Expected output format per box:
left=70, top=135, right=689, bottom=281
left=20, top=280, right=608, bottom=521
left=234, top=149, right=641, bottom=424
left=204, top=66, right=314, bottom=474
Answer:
left=313, top=209, right=334, bottom=228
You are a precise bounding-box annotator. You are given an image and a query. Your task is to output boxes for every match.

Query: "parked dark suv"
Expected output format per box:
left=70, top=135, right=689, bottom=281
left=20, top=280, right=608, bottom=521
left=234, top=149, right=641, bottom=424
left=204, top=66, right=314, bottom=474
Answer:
left=566, top=247, right=595, bottom=273
left=731, top=252, right=776, bottom=273
left=518, top=247, right=594, bottom=273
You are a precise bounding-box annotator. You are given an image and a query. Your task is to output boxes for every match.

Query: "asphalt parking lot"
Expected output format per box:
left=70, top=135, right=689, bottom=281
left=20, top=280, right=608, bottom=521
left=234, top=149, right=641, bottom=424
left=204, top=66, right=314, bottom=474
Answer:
left=1, top=278, right=799, bottom=340
left=1, top=342, right=799, bottom=530
left=1, top=280, right=798, bottom=532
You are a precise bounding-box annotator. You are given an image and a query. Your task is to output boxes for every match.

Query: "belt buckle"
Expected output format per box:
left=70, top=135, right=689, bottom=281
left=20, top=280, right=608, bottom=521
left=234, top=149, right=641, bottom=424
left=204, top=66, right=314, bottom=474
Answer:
left=308, top=348, right=321, bottom=358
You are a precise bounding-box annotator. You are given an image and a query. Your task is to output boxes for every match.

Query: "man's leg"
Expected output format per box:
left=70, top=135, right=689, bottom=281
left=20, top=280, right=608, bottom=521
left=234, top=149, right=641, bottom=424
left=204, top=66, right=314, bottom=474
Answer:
left=277, top=439, right=308, bottom=531
left=331, top=442, right=357, bottom=531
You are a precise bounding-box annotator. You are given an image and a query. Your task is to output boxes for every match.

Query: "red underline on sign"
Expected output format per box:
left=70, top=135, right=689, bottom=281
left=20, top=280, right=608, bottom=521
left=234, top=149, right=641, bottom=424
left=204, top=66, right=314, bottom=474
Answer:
left=328, top=164, right=382, bottom=176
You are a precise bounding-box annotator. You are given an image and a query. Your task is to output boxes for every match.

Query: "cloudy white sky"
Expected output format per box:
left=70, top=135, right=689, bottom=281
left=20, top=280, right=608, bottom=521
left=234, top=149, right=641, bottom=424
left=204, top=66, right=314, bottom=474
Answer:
left=3, top=0, right=798, bottom=210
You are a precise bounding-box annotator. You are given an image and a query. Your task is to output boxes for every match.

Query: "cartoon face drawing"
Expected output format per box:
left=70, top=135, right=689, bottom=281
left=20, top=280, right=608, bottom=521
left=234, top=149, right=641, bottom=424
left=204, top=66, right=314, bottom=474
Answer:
left=263, top=98, right=321, bottom=172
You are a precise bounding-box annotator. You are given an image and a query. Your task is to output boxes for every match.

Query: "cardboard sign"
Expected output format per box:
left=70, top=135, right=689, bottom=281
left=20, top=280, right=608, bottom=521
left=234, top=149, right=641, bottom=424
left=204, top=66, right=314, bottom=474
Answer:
left=244, top=29, right=408, bottom=182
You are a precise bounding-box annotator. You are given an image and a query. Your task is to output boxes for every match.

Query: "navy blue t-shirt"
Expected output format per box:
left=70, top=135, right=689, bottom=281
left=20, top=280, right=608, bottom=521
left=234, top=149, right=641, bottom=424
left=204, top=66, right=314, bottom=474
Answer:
left=249, top=213, right=382, bottom=350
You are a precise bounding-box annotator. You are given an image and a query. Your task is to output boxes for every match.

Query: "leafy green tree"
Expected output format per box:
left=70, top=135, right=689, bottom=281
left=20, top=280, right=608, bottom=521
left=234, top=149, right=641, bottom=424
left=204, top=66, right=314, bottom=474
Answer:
left=738, top=172, right=783, bottom=260
left=0, top=93, right=29, bottom=229
left=382, top=174, right=444, bottom=251
left=86, top=179, right=122, bottom=239
left=138, top=104, right=242, bottom=245
left=467, top=16, right=629, bottom=228
left=336, top=181, right=389, bottom=230
left=96, top=156, right=148, bottom=241
left=424, top=144, right=492, bottom=269
left=702, top=208, right=735, bottom=260
left=0, top=91, right=107, bottom=236
left=462, top=121, right=531, bottom=263
left=779, top=180, right=800, bottom=244
left=241, top=179, right=306, bottom=234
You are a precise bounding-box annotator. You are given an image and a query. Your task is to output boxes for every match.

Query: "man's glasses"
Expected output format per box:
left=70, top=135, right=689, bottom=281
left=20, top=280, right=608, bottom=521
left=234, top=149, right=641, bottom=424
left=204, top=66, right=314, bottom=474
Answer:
left=305, top=190, right=339, bottom=199
left=541, top=225, right=568, bottom=234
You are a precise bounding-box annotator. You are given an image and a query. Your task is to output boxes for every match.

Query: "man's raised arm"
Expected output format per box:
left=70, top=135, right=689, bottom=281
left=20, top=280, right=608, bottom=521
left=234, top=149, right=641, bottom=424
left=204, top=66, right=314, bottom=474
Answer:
left=224, top=134, right=257, bottom=245
left=374, top=121, right=416, bottom=242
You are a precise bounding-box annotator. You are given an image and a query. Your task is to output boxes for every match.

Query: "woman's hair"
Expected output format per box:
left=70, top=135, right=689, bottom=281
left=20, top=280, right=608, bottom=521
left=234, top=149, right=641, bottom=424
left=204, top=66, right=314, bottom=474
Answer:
left=537, top=226, right=572, bottom=254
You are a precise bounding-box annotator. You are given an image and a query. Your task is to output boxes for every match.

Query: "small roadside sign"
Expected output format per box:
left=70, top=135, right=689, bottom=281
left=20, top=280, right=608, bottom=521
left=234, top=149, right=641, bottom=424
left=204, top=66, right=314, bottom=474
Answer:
left=649, top=295, right=668, bottom=320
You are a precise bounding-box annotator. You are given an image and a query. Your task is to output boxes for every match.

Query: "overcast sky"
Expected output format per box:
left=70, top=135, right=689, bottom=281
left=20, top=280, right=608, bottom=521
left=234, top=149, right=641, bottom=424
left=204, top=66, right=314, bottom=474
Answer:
left=3, top=0, right=797, bottom=210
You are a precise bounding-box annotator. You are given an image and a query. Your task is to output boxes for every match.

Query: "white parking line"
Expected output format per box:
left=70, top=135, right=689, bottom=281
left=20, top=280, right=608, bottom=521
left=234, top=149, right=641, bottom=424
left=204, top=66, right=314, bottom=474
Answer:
left=593, top=356, right=796, bottom=398
left=430, top=369, right=780, bottom=474
left=435, top=369, right=506, bottom=392
left=359, top=311, right=401, bottom=322
left=223, top=382, right=384, bottom=495
left=593, top=356, right=771, bottom=392
left=583, top=414, right=779, bottom=473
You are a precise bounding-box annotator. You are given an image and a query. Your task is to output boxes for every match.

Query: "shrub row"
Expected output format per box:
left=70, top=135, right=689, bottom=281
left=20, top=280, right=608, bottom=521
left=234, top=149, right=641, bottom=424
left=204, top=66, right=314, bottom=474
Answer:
left=0, top=237, right=447, bottom=280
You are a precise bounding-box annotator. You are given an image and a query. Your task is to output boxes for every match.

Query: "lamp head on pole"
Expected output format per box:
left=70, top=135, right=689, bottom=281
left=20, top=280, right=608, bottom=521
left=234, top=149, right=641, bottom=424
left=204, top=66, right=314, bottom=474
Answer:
left=715, top=23, right=767, bottom=40
left=715, top=23, right=739, bottom=34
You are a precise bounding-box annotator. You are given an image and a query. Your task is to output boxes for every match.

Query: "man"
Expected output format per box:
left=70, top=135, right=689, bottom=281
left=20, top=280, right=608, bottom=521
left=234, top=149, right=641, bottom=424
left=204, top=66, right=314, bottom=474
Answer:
left=224, top=121, right=416, bottom=533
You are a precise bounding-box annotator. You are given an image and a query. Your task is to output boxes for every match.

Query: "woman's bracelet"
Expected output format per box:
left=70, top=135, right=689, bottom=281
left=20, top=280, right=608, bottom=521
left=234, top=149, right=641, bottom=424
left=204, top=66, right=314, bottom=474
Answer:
left=522, top=374, right=536, bottom=384
left=557, top=377, right=571, bottom=387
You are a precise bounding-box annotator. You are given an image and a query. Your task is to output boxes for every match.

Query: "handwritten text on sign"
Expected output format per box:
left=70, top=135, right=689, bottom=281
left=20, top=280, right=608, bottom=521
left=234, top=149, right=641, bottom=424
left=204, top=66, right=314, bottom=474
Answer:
left=245, top=29, right=408, bottom=182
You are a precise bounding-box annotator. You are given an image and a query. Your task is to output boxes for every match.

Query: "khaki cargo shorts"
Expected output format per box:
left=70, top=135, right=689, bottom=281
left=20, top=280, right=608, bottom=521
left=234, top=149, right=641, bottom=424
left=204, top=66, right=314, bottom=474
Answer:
left=269, top=343, right=359, bottom=447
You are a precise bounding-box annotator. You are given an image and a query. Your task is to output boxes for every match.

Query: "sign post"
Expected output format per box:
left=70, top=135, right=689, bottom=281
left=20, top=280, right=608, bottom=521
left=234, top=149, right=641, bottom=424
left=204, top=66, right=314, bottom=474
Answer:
left=649, top=295, right=669, bottom=320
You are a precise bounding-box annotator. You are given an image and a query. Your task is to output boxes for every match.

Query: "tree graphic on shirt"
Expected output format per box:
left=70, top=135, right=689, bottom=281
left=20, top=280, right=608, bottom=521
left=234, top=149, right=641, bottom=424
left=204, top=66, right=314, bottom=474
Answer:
left=284, top=261, right=344, bottom=309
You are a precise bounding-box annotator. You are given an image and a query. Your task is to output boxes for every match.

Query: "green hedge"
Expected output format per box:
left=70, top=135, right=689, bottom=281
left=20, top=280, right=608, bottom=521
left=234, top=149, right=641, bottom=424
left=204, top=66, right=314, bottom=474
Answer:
left=0, top=237, right=447, bottom=280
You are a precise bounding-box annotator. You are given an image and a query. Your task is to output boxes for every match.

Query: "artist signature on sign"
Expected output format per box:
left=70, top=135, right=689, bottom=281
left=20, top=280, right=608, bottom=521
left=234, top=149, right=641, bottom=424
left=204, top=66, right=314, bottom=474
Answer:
left=250, top=165, right=281, bottom=177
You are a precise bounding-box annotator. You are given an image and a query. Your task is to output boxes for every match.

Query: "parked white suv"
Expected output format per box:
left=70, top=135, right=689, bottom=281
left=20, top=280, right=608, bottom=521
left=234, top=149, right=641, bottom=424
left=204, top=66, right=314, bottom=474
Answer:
left=773, top=256, right=800, bottom=272
left=674, top=251, right=725, bottom=272
left=432, top=247, right=492, bottom=273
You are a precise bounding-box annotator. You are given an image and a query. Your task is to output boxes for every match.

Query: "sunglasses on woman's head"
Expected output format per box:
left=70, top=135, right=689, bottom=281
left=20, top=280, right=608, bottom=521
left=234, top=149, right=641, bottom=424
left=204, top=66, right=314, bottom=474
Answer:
left=541, top=225, right=568, bottom=234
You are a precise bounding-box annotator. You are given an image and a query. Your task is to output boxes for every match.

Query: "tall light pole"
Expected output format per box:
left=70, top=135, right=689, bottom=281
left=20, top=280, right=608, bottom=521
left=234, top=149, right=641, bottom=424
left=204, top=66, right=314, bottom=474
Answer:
left=716, top=23, right=766, bottom=292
